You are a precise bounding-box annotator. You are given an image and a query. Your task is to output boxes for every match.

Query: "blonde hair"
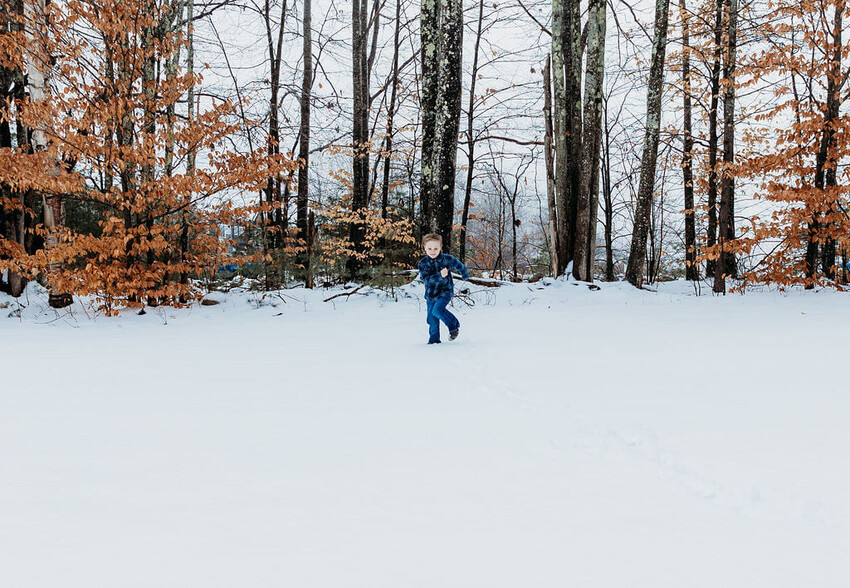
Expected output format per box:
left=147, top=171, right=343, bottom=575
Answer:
left=422, top=233, right=442, bottom=247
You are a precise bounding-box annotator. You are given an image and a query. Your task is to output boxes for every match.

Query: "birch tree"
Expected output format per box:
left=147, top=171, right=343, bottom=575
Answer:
left=24, top=0, right=72, bottom=306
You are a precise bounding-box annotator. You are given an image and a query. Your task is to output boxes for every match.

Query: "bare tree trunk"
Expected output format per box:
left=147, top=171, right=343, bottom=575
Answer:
left=419, top=0, right=463, bottom=253
left=601, top=96, right=615, bottom=281
left=706, top=0, right=722, bottom=278
left=184, top=0, right=196, bottom=177
left=458, top=0, right=484, bottom=263
left=681, top=0, right=698, bottom=281
left=263, top=0, right=287, bottom=250
left=713, top=0, right=738, bottom=293
left=348, top=0, right=370, bottom=278
left=181, top=0, right=195, bottom=292
left=435, top=0, right=463, bottom=253
left=573, top=0, right=605, bottom=282
left=379, top=0, right=402, bottom=220
left=565, top=0, right=582, bottom=268
left=817, top=2, right=843, bottom=282
left=543, top=56, right=559, bottom=276
left=24, top=0, right=71, bottom=307
left=551, top=0, right=568, bottom=274
left=115, top=29, right=137, bottom=271
left=1, top=205, right=27, bottom=297
left=164, top=0, right=185, bottom=178
left=419, top=0, right=439, bottom=240
left=551, top=0, right=583, bottom=275
left=625, top=0, right=670, bottom=287
left=1, top=0, right=27, bottom=296
left=141, top=2, right=158, bottom=297
left=511, top=195, right=518, bottom=280
left=297, top=0, right=313, bottom=286
left=22, top=0, right=48, bottom=152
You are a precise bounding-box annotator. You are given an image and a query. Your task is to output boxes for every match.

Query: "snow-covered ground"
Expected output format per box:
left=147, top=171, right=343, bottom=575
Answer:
left=2, top=278, right=849, bottom=587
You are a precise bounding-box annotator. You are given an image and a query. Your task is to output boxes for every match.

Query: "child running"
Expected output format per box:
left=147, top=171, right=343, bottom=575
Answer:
left=417, top=233, right=469, bottom=344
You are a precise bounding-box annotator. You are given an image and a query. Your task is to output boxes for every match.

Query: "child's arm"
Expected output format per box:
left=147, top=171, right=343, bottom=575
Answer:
left=449, top=256, right=469, bottom=281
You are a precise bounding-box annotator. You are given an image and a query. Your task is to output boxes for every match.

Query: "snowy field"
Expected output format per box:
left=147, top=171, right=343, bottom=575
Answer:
left=2, top=278, right=849, bottom=587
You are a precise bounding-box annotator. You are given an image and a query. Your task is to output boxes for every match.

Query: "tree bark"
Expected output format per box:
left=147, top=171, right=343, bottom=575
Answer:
left=565, top=0, right=582, bottom=269
left=435, top=0, right=464, bottom=253
left=419, top=0, right=463, bottom=254
left=164, top=0, right=185, bottom=178
left=24, top=0, right=71, bottom=307
left=680, top=0, right=698, bottom=281
left=186, top=0, right=195, bottom=178
left=625, top=0, right=670, bottom=287
left=419, top=0, right=439, bottom=240
left=573, top=0, right=605, bottom=282
left=551, top=0, right=583, bottom=275
left=348, top=0, right=370, bottom=278
left=815, top=2, right=843, bottom=283
left=1, top=0, right=27, bottom=296
left=379, top=0, right=402, bottom=220
left=263, top=0, right=287, bottom=250
left=181, top=0, right=195, bottom=292
left=458, top=0, right=484, bottom=263
left=141, top=0, right=158, bottom=289
left=551, top=0, right=569, bottom=273
left=601, top=96, right=615, bottom=281
left=297, top=0, right=312, bottom=285
left=713, top=0, right=738, bottom=293
left=706, top=0, right=722, bottom=278
left=543, top=56, right=559, bottom=276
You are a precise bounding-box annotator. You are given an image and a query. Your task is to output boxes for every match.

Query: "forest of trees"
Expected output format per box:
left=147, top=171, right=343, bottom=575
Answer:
left=3, top=0, right=850, bottom=312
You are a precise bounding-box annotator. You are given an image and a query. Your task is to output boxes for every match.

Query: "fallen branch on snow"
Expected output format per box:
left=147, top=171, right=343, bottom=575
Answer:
left=323, top=285, right=366, bottom=302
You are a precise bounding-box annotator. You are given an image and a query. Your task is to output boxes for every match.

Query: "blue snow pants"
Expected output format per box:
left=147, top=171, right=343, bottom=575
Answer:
left=426, top=295, right=459, bottom=343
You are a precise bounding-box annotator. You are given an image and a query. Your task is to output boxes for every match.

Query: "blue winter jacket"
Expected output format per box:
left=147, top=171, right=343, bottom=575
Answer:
left=418, top=253, right=469, bottom=300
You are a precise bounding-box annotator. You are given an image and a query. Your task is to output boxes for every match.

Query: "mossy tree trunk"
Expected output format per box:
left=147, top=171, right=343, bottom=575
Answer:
left=419, top=0, right=463, bottom=254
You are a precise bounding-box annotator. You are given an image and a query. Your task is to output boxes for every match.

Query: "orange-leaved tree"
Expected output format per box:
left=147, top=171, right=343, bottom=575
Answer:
left=311, top=166, right=417, bottom=283
left=730, top=0, right=850, bottom=288
left=0, top=0, right=293, bottom=312
left=1, top=0, right=80, bottom=304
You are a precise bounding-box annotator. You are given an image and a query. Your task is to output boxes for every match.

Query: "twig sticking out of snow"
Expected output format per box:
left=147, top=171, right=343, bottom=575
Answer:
left=323, top=285, right=366, bottom=302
